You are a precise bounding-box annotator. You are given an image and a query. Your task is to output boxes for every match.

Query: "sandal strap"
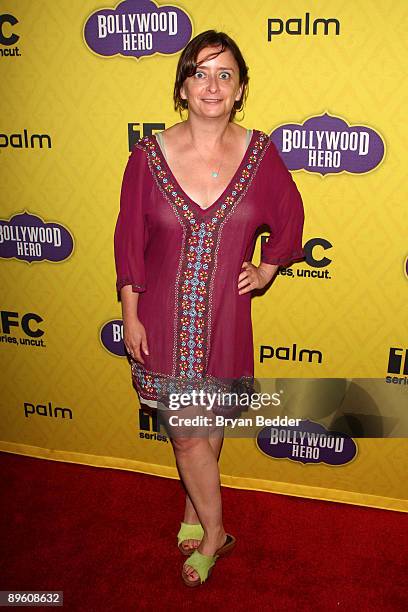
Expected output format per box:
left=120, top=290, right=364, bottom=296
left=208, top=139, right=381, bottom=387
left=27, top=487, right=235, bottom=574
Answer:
left=184, top=549, right=218, bottom=584
left=177, top=522, right=204, bottom=545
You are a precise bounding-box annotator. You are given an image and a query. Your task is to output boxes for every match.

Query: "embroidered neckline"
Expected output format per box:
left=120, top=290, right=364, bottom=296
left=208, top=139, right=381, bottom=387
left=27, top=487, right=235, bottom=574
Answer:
left=152, top=129, right=256, bottom=214
left=138, top=129, right=269, bottom=222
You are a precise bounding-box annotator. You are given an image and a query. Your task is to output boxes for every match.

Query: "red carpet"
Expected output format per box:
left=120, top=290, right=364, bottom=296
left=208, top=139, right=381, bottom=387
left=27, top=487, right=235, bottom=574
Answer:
left=1, top=451, right=407, bottom=611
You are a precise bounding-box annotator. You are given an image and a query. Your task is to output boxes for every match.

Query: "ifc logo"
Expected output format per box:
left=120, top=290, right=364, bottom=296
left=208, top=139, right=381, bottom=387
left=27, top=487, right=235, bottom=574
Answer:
left=0, top=13, right=21, bottom=57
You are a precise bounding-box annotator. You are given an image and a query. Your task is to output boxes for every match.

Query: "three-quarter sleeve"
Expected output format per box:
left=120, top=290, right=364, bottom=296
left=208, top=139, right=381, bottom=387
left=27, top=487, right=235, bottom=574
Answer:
left=260, top=141, right=305, bottom=267
left=114, top=145, right=149, bottom=297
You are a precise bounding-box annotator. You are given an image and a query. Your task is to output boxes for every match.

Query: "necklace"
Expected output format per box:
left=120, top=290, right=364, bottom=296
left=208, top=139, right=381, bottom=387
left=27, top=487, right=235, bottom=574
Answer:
left=189, top=133, right=224, bottom=179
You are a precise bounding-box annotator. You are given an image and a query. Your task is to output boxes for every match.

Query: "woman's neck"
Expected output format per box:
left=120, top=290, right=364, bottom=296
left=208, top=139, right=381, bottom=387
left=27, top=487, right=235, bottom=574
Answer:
left=182, top=115, right=234, bottom=149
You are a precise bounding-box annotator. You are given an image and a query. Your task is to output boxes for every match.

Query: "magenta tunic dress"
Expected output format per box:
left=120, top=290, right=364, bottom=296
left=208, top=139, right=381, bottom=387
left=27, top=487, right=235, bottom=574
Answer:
left=114, top=128, right=305, bottom=409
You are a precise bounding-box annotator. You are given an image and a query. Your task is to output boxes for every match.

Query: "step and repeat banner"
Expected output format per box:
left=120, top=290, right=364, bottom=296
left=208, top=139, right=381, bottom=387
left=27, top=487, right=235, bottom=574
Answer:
left=1, top=1, right=407, bottom=512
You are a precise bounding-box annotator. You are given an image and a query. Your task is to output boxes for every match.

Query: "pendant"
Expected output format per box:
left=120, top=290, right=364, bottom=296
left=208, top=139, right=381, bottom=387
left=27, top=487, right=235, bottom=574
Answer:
left=211, top=171, right=218, bottom=178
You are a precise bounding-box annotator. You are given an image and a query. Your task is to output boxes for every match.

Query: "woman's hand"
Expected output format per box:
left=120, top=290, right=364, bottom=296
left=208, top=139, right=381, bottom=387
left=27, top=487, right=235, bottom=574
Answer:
left=123, top=317, right=149, bottom=365
left=238, top=261, right=279, bottom=295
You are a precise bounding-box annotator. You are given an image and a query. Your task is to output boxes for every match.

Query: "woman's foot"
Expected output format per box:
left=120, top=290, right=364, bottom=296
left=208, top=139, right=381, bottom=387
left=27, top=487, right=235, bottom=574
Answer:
left=179, top=521, right=203, bottom=553
left=181, top=537, right=201, bottom=553
left=183, top=528, right=227, bottom=583
left=181, top=507, right=202, bottom=553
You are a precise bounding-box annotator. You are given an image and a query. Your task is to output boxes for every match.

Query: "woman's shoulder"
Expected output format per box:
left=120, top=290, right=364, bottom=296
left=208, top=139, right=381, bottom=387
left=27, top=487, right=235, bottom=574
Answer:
left=124, top=136, right=154, bottom=173
left=249, top=126, right=270, bottom=141
left=132, top=123, right=182, bottom=156
left=254, top=132, right=296, bottom=185
left=248, top=128, right=276, bottom=161
left=129, top=129, right=163, bottom=160
left=250, top=129, right=283, bottom=159
left=132, top=134, right=153, bottom=153
left=241, top=126, right=273, bottom=154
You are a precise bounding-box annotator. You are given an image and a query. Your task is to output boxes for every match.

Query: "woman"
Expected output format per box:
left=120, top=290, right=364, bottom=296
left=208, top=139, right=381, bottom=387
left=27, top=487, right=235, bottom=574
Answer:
left=114, top=30, right=305, bottom=586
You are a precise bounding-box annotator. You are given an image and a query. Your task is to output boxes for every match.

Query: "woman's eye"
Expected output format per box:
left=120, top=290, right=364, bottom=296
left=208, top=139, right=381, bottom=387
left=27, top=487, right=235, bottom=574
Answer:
left=194, top=71, right=205, bottom=78
left=220, top=72, right=231, bottom=79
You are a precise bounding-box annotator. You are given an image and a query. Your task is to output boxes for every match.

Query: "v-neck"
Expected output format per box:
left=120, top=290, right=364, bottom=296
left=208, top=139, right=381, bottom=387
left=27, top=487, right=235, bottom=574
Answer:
left=153, top=129, right=257, bottom=215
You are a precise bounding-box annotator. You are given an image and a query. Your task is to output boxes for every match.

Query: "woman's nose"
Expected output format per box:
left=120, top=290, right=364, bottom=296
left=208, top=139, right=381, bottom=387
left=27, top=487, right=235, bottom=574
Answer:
left=206, top=75, right=219, bottom=92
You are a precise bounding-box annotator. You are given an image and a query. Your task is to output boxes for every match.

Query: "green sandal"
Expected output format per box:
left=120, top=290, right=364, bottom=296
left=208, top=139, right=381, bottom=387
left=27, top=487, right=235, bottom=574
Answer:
left=177, top=522, right=204, bottom=555
left=182, top=549, right=219, bottom=587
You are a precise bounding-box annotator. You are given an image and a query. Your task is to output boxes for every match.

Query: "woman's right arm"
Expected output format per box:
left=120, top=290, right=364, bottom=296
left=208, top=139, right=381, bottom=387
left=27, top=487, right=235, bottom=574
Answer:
left=120, top=285, right=149, bottom=365
left=114, top=146, right=150, bottom=364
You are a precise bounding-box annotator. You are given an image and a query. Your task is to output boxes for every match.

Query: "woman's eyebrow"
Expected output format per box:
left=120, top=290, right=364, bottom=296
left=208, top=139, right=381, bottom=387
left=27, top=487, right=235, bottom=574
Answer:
left=196, top=65, right=235, bottom=71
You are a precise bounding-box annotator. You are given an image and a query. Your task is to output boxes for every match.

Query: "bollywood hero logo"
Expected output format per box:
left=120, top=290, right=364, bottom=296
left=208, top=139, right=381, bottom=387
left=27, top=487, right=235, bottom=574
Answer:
left=0, top=211, right=74, bottom=263
left=257, top=419, right=357, bottom=465
left=100, top=319, right=127, bottom=357
left=83, top=0, right=192, bottom=59
left=270, top=112, right=385, bottom=176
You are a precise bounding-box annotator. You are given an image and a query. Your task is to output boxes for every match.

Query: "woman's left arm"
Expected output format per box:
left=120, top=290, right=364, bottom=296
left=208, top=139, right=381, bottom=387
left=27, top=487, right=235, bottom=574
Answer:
left=238, top=142, right=305, bottom=294
left=238, top=261, right=279, bottom=294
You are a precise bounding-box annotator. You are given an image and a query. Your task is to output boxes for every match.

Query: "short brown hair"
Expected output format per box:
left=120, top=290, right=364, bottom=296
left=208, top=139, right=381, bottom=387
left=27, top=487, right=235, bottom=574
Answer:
left=173, top=30, right=249, bottom=122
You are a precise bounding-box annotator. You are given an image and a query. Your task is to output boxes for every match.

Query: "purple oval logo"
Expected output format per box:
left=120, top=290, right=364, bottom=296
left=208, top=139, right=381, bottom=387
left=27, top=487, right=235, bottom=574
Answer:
left=83, top=0, right=193, bottom=59
left=270, top=112, right=385, bottom=176
left=0, top=211, right=74, bottom=263
left=256, top=419, right=357, bottom=465
left=100, top=319, right=127, bottom=356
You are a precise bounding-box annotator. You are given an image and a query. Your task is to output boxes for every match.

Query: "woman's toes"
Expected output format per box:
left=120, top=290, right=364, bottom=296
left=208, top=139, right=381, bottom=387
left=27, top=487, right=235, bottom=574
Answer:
left=182, top=539, right=192, bottom=551
left=183, top=538, right=200, bottom=551
left=190, top=570, right=198, bottom=582
left=184, top=564, right=198, bottom=581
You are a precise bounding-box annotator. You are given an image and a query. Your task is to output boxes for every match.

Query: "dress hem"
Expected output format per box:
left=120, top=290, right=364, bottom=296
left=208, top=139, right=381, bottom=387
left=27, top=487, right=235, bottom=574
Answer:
left=130, top=359, right=255, bottom=410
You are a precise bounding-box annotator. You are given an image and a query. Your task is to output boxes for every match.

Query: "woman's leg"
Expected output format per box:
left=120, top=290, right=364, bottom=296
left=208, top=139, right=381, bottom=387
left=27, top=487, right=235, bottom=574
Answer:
left=182, top=423, right=225, bottom=551
left=160, top=406, right=227, bottom=582
left=184, top=430, right=224, bottom=518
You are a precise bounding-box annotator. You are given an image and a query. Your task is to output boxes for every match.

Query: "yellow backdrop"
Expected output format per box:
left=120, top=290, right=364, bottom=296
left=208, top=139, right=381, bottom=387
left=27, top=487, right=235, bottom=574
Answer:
left=1, top=0, right=407, bottom=512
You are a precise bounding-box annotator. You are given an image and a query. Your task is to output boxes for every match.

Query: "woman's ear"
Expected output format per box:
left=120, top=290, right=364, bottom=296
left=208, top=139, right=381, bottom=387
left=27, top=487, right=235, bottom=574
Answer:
left=235, top=83, right=244, bottom=102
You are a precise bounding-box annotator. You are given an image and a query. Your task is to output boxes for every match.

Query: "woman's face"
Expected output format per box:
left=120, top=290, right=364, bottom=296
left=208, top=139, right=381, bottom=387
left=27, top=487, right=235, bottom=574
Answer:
left=180, top=45, right=243, bottom=120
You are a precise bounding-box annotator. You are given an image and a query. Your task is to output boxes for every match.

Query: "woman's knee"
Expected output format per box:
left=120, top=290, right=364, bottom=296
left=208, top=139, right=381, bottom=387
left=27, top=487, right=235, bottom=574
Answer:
left=171, top=436, right=209, bottom=455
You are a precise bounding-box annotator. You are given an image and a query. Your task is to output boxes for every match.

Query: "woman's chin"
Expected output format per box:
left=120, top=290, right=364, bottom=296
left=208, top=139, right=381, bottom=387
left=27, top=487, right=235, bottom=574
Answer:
left=195, top=105, right=232, bottom=119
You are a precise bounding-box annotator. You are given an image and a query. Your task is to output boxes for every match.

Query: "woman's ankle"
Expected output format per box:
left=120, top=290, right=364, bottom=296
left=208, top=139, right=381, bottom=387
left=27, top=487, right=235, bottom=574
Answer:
left=183, top=515, right=201, bottom=525
left=202, top=525, right=226, bottom=541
